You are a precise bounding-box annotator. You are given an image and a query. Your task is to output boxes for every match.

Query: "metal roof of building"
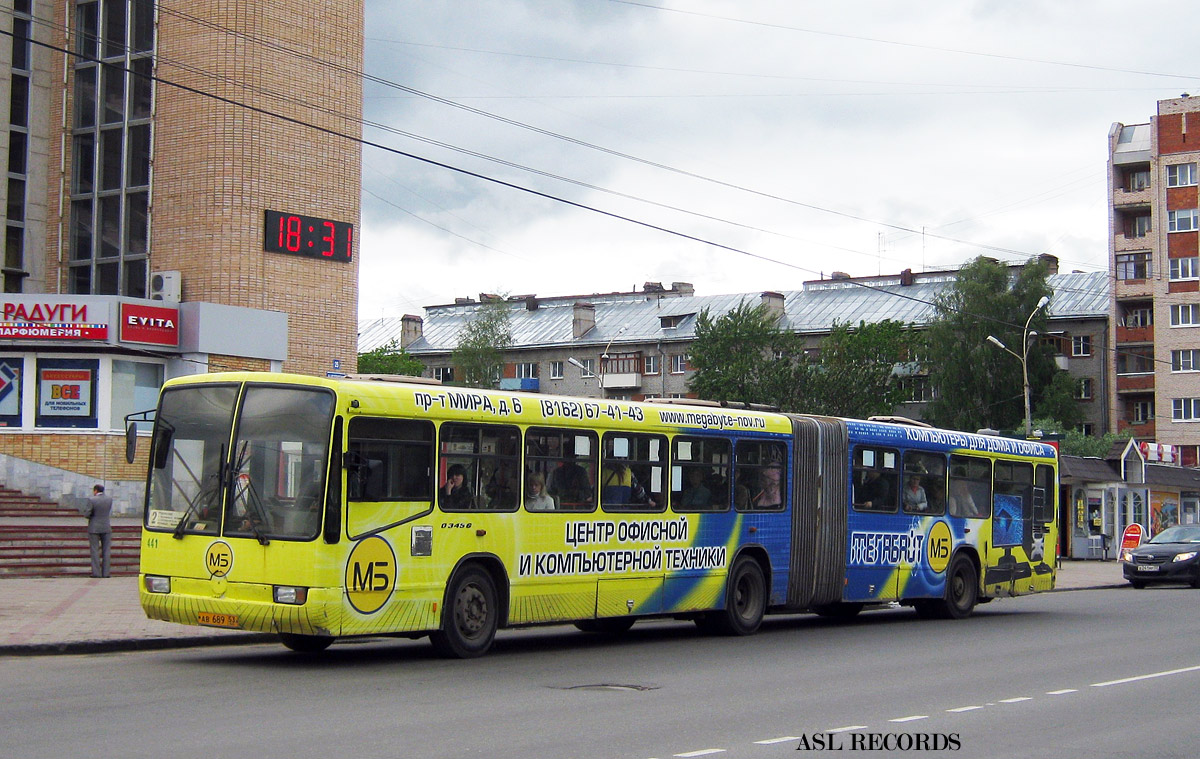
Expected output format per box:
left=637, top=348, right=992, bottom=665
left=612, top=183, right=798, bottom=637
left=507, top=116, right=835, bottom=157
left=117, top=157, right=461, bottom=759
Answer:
left=359, top=269, right=1110, bottom=355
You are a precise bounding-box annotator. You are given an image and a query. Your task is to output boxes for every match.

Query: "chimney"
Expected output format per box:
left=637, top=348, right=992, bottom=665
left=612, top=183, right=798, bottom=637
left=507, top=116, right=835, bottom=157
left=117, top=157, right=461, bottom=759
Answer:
left=479, top=293, right=503, bottom=303
left=831, top=271, right=851, bottom=280
left=525, top=296, right=539, bottom=311
left=572, top=302, right=596, bottom=338
left=400, top=314, right=423, bottom=348
left=900, top=268, right=914, bottom=286
left=643, top=281, right=665, bottom=293
left=760, top=291, right=785, bottom=322
left=1037, top=254, right=1059, bottom=275
left=671, top=281, right=694, bottom=296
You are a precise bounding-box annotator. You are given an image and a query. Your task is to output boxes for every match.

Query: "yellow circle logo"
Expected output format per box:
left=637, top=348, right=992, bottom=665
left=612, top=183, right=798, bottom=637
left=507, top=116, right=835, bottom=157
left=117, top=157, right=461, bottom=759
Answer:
left=205, top=541, right=233, bottom=577
left=345, top=536, right=396, bottom=614
left=926, top=521, right=953, bottom=574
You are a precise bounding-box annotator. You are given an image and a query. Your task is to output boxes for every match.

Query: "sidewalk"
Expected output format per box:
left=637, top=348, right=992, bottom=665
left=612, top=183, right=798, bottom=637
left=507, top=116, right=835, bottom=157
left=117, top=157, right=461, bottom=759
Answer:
left=0, top=560, right=1129, bottom=657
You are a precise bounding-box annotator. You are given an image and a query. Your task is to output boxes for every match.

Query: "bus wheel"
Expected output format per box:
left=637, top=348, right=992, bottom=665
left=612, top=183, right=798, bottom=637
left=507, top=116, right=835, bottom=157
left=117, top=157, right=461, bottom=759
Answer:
left=936, top=557, right=979, bottom=620
left=431, top=566, right=498, bottom=659
left=813, top=602, right=863, bottom=620
left=701, top=556, right=766, bottom=636
left=576, top=617, right=636, bottom=634
left=279, top=633, right=334, bottom=653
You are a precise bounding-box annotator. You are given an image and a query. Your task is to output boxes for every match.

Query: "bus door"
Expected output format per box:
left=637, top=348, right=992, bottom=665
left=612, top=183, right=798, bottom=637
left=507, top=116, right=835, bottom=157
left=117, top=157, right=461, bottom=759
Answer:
left=949, top=454, right=992, bottom=587
left=1028, top=464, right=1058, bottom=591
left=986, top=460, right=1047, bottom=596
left=846, top=445, right=902, bottom=603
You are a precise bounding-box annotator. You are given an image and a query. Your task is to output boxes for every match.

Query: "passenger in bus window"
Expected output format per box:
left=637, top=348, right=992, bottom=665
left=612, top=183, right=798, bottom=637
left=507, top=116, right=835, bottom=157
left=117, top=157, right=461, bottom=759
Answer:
left=751, top=466, right=783, bottom=509
left=602, top=462, right=653, bottom=506
left=855, top=469, right=889, bottom=509
left=903, top=474, right=929, bottom=512
left=950, top=479, right=982, bottom=517
left=524, top=472, right=556, bottom=511
left=547, top=450, right=592, bottom=507
left=679, top=467, right=712, bottom=508
left=440, top=463, right=475, bottom=509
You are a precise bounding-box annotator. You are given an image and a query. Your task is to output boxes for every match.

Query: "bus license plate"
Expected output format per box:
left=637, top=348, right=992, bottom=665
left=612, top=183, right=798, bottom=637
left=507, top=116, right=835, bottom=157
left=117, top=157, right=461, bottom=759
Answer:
left=1137, top=565, right=1159, bottom=572
left=197, top=611, right=240, bottom=628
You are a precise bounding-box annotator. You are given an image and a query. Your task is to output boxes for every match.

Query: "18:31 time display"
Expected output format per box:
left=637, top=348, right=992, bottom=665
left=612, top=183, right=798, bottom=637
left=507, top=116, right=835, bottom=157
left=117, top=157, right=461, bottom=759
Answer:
left=263, top=210, right=354, bottom=263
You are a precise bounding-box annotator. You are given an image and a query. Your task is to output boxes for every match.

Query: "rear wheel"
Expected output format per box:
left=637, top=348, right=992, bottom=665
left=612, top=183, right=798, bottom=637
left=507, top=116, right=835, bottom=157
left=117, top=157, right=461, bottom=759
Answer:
left=279, top=633, right=334, bottom=653
left=575, top=617, right=636, bottom=634
left=698, top=556, right=766, bottom=635
left=936, top=557, right=979, bottom=619
left=430, top=566, right=499, bottom=659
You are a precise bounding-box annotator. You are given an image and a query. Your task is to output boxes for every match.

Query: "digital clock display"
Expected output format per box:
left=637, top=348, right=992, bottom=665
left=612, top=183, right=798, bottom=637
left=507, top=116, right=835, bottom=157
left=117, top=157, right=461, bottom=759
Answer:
left=263, top=210, right=353, bottom=263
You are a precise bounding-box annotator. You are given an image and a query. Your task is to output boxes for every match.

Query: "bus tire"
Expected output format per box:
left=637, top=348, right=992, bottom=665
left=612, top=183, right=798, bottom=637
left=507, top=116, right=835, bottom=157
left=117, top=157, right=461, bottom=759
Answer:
left=576, top=617, right=636, bottom=634
left=430, top=566, right=499, bottom=659
left=936, top=557, right=979, bottom=620
left=700, top=556, right=766, bottom=636
left=279, top=633, right=334, bottom=653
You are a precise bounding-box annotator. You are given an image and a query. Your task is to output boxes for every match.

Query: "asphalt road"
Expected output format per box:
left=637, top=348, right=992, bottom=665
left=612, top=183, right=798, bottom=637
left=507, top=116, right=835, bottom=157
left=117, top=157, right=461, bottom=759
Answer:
left=4, top=586, right=1197, bottom=759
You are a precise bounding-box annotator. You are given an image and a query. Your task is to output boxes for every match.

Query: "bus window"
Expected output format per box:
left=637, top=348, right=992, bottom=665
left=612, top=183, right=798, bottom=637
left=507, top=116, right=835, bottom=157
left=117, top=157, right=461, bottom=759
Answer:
left=736, top=439, right=787, bottom=512
left=994, top=461, right=1034, bottom=548
left=346, top=417, right=433, bottom=502
left=601, top=432, right=666, bottom=512
left=671, top=436, right=730, bottom=513
left=438, top=423, right=521, bottom=512
left=902, top=451, right=946, bottom=515
left=1034, top=464, right=1055, bottom=523
left=526, top=427, right=598, bottom=511
left=949, top=454, right=991, bottom=518
left=852, top=446, right=899, bottom=512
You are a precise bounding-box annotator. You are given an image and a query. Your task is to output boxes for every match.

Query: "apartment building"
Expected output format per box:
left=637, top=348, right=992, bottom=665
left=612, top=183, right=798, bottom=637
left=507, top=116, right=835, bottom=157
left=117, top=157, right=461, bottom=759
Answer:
left=0, top=1, right=363, bottom=510
left=1109, top=95, right=1200, bottom=465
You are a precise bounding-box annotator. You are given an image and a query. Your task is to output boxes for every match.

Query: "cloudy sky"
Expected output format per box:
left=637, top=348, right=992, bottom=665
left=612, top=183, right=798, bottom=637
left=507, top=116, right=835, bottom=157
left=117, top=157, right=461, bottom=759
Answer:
left=356, top=1, right=1200, bottom=319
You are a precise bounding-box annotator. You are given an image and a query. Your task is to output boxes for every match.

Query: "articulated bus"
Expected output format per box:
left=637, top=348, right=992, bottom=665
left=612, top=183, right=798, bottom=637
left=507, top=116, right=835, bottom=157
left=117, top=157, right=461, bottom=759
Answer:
left=136, top=372, right=1059, bottom=657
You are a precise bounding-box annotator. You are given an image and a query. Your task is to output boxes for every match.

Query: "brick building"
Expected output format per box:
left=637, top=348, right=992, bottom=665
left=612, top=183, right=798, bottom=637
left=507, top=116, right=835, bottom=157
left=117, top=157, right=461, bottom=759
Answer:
left=0, top=1, right=363, bottom=511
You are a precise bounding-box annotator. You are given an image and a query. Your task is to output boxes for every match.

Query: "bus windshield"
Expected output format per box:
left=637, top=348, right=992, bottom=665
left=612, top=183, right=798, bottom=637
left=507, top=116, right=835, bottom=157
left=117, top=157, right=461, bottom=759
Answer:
left=145, top=383, right=335, bottom=542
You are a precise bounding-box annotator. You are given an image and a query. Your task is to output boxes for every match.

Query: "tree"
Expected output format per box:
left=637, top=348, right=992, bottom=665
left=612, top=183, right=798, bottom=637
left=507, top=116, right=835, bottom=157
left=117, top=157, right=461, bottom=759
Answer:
left=804, top=320, right=917, bottom=419
left=924, top=256, right=1055, bottom=432
left=1032, top=417, right=1129, bottom=458
left=688, top=301, right=808, bottom=409
left=356, top=339, right=425, bottom=376
left=451, top=300, right=513, bottom=389
left=1033, top=371, right=1084, bottom=431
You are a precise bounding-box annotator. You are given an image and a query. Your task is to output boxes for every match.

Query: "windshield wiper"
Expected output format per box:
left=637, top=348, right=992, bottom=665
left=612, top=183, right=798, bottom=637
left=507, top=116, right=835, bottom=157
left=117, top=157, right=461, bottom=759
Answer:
left=229, top=441, right=270, bottom=545
left=173, top=443, right=223, bottom=539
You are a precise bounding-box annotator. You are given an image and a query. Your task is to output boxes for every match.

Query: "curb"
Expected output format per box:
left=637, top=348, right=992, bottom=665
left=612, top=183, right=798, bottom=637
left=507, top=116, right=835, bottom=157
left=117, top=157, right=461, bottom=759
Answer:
left=0, top=632, right=278, bottom=657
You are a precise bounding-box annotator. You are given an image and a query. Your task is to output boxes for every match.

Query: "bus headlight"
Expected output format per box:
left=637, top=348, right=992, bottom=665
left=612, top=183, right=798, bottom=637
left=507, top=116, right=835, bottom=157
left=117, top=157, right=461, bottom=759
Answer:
left=273, top=586, right=308, bottom=605
left=144, top=575, right=171, bottom=594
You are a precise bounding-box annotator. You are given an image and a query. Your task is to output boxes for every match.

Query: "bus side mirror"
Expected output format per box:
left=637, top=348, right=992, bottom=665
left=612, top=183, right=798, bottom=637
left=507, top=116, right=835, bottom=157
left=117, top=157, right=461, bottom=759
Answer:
left=125, top=423, right=138, bottom=464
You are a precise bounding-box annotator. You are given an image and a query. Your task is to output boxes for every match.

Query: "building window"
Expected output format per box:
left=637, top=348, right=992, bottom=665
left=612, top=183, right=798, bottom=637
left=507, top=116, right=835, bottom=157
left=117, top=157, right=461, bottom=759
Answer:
left=1171, top=304, right=1200, bottom=327
left=580, top=358, right=595, bottom=378
left=1173, top=398, right=1200, bottom=421
left=670, top=354, right=687, bottom=374
left=1123, top=306, right=1153, bottom=328
left=1172, top=349, right=1200, bottom=372
left=1167, top=163, right=1198, bottom=188
left=1125, top=168, right=1150, bottom=191
left=1071, top=335, right=1092, bottom=357
left=899, top=375, right=933, bottom=403
left=643, top=354, right=659, bottom=375
left=1080, top=423, right=1094, bottom=436
left=514, top=362, right=538, bottom=379
left=1076, top=378, right=1093, bottom=400
left=1124, top=214, right=1151, bottom=238
left=1132, top=400, right=1154, bottom=424
left=433, top=366, right=454, bottom=383
left=1171, top=257, right=1200, bottom=281
left=549, top=360, right=563, bottom=380
left=1168, top=209, right=1199, bottom=233
left=1116, top=252, right=1151, bottom=280
left=1117, top=348, right=1154, bottom=375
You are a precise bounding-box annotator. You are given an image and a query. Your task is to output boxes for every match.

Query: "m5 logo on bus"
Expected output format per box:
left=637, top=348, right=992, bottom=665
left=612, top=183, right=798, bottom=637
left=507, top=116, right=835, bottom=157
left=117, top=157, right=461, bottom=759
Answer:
left=205, top=541, right=233, bottom=577
left=346, top=535, right=396, bottom=614
left=926, top=521, right=953, bottom=574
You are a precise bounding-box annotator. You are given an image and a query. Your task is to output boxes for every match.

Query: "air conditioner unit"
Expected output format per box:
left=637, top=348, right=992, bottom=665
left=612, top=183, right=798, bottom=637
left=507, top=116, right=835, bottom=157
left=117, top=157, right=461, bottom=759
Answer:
left=149, top=271, right=181, bottom=302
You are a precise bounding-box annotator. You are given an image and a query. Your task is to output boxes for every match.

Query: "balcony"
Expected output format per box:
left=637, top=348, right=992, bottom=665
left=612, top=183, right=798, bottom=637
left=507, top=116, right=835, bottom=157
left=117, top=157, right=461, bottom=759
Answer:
left=1116, top=373, right=1155, bottom=393
left=599, top=372, right=642, bottom=390
left=1118, top=419, right=1156, bottom=438
left=1116, top=324, right=1153, bottom=344
left=1112, top=186, right=1152, bottom=208
left=499, top=378, right=539, bottom=392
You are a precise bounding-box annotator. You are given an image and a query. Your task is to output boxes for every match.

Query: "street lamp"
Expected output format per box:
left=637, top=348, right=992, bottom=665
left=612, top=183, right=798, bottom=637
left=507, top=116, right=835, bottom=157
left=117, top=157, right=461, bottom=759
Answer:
left=987, top=295, right=1051, bottom=439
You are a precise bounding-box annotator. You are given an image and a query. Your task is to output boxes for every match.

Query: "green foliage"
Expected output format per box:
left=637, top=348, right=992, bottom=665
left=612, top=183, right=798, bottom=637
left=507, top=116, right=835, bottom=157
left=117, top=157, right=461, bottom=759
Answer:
left=451, top=300, right=513, bottom=389
left=688, top=301, right=914, bottom=417
left=356, top=339, right=425, bottom=377
left=1032, top=417, right=1130, bottom=458
left=1033, top=371, right=1084, bottom=431
left=924, top=256, right=1054, bottom=432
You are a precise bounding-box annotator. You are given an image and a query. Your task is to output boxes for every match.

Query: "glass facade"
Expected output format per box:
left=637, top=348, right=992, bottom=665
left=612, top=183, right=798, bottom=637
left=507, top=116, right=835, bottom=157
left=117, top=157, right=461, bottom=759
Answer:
left=5, top=3, right=33, bottom=292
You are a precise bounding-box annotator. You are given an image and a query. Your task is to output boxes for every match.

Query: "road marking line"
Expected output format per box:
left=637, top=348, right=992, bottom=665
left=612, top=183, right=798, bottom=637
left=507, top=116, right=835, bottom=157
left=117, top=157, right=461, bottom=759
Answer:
left=1047, top=689, right=1077, bottom=695
left=890, top=715, right=928, bottom=723
left=947, top=706, right=984, bottom=712
left=754, top=737, right=799, bottom=745
left=1092, top=664, right=1200, bottom=688
left=999, top=697, right=1032, bottom=703
left=828, top=726, right=868, bottom=733
left=674, top=750, right=725, bottom=758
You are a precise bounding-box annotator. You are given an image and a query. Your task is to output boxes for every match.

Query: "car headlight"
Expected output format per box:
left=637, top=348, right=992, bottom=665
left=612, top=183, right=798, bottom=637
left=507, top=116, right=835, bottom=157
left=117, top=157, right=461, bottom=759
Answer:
left=1172, top=552, right=1198, bottom=563
left=1121, top=549, right=1133, bottom=562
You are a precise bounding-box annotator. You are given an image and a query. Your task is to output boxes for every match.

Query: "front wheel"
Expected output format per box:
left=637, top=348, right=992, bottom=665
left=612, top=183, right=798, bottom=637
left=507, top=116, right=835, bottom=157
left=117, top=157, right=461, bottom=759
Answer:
left=1130, top=579, right=1146, bottom=590
left=698, top=556, right=766, bottom=636
left=430, top=566, right=499, bottom=659
left=279, top=633, right=334, bottom=653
